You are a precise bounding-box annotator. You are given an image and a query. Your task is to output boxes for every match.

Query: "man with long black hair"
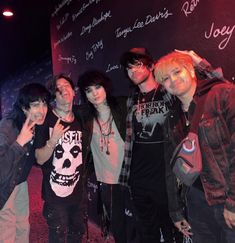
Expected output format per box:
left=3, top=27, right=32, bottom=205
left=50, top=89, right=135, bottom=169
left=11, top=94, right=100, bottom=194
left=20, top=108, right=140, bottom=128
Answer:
left=77, top=70, right=128, bottom=243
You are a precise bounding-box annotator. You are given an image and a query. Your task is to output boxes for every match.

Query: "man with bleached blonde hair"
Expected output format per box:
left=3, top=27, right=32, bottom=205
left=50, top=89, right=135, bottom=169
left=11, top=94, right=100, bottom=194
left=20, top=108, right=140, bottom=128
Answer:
left=154, top=50, right=235, bottom=243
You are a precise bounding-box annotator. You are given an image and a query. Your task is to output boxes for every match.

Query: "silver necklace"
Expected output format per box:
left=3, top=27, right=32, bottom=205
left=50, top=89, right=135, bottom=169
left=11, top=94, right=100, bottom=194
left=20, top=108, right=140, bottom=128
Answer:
left=137, top=88, right=157, bottom=113
left=53, top=108, right=74, bottom=122
left=95, top=112, right=113, bottom=155
left=183, top=111, right=190, bottom=127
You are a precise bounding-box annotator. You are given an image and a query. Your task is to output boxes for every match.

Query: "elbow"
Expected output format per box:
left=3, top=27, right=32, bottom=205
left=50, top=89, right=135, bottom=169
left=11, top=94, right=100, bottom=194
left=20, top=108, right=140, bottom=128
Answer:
left=35, top=149, right=45, bottom=165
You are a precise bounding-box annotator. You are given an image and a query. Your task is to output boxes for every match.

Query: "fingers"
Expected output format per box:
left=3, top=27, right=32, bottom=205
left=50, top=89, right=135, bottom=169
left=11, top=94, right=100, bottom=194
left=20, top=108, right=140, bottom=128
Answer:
left=63, top=126, right=70, bottom=133
left=51, top=120, right=70, bottom=142
left=225, top=219, right=233, bottom=229
left=175, top=49, right=187, bottom=54
left=175, top=220, right=193, bottom=237
left=23, top=115, right=31, bottom=128
left=28, top=121, right=36, bottom=130
left=22, top=116, right=35, bottom=132
left=55, top=117, right=61, bottom=125
left=224, top=208, right=235, bottom=229
left=224, top=215, right=234, bottom=229
left=23, top=114, right=36, bottom=130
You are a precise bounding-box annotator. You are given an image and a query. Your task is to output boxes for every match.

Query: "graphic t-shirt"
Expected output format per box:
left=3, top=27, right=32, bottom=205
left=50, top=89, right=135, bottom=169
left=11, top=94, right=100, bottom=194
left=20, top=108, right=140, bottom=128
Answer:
left=130, top=88, right=169, bottom=195
left=91, top=118, right=124, bottom=184
left=34, top=109, right=83, bottom=204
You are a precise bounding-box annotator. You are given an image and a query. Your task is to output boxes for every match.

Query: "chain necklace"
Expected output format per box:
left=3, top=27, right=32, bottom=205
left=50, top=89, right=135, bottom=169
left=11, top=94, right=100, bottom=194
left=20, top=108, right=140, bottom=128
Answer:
left=183, top=111, right=190, bottom=127
left=53, top=108, right=74, bottom=123
left=136, top=88, right=157, bottom=115
left=95, top=111, right=113, bottom=155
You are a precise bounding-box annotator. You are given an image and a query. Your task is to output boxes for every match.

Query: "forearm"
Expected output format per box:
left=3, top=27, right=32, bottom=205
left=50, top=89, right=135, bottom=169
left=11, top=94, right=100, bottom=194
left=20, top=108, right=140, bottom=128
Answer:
left=35, top=139, right=56, bottom=165
left=196, top=58, right=224, bottom=80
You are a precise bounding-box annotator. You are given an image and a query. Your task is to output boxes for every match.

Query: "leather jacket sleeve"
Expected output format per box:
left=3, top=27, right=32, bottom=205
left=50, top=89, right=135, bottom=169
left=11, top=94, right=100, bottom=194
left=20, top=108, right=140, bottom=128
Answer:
left=165, top=149, right=186, bottom=222
left=164, top=113, right=186, bottom=222
left=219, top=85, right=235, bottom=212
left=0, top=119, right=27, bottom=183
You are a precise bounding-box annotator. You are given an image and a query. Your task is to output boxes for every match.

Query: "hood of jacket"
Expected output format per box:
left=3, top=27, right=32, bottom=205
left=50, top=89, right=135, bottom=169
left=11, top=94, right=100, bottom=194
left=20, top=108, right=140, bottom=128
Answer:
left=195, top=77, right=229, bottom=97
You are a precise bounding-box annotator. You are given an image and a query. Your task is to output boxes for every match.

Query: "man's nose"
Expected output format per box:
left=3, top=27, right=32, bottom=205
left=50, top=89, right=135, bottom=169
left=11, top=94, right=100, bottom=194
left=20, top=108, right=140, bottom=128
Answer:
left=39, top=105, right=47, bottom=113
left=92, top=90, right=98, bottom=96
left=170, top=74, right=178, bottom=84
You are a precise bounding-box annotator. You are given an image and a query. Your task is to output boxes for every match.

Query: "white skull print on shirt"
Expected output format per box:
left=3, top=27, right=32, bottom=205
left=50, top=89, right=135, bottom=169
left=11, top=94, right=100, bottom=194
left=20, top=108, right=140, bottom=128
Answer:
left=49, top=127, right=83, bottom=197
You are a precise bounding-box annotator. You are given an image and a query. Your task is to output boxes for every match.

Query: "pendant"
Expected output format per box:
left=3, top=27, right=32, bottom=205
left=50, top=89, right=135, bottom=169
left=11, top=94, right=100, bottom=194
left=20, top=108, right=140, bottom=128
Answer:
left=186, top=120, right=190, bottom=126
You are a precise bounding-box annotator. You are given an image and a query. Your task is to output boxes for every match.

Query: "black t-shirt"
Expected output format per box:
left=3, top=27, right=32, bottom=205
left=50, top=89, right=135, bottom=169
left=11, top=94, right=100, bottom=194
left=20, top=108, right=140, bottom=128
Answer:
left=130, top=88, right=169, bottom=196
left=34, top=109, right=84, bottom=205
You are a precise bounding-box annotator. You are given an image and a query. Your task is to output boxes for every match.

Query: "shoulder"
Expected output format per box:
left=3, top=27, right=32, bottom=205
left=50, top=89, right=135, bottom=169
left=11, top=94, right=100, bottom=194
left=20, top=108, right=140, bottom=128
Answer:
left=0, top=118, right=18, bottom=144
left=208, top=80, right=234, bottom=98
left=0, top=118, right=17, bottom=134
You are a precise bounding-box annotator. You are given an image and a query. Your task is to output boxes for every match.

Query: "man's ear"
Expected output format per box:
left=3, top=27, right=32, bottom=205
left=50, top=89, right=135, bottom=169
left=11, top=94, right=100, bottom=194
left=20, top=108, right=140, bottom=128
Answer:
left=149, top=63, right=154, bottom=71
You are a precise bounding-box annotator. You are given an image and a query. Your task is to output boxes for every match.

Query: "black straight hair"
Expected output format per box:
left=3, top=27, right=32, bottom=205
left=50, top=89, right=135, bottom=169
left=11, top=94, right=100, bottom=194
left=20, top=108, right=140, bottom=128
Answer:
left=7, top=83, right=51, bottom=130
left=77, top=70, right=113, bottom=118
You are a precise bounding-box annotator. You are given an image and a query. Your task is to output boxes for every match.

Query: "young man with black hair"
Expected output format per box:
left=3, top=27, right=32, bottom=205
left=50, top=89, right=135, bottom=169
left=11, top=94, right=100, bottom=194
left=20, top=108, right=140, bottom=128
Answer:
left=0, top=83, right=50, bottom=243
left=120, top=48, right=180, bottom=243
left=34, top=74, right=89, bottom=243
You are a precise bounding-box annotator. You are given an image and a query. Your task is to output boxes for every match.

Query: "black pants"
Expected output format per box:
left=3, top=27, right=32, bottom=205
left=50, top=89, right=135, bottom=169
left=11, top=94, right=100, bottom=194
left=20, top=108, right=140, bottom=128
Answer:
left=131, top=186, right=182, bottom=243
left=43, top=202, right=86, bottom=243
left=98, top=183, right=127, bottom=243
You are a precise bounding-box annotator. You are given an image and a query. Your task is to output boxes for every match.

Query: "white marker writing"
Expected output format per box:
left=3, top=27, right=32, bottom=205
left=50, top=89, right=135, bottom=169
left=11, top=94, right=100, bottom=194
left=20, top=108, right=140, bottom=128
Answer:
left=181, top=0, right=200, bottom=17
left=205, top=22, right=235, bottom=50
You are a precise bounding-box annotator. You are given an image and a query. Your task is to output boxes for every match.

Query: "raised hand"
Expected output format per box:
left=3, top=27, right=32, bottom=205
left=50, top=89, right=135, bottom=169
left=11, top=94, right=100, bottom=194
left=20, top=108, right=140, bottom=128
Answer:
left=175, top=49, right=203, bottom=65
left=16, top=116, right=36, bottom=147
left=49, top=118, right=70, bottom=146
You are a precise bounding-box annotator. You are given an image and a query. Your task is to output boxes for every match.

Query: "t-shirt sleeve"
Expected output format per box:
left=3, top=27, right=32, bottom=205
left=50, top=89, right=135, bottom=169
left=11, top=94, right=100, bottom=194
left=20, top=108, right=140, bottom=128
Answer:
left=34, top=122, right=49, bottom=149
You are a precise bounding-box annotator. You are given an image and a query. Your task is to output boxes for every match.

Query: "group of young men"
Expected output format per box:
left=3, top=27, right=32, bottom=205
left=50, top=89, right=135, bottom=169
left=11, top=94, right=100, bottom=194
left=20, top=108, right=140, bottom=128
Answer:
left=0, top=47, right=235, bottom=243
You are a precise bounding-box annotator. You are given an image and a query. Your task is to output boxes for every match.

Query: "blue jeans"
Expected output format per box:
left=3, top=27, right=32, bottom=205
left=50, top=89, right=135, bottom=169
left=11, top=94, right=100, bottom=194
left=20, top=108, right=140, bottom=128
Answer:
left=187, top=186, right=235, bottom=243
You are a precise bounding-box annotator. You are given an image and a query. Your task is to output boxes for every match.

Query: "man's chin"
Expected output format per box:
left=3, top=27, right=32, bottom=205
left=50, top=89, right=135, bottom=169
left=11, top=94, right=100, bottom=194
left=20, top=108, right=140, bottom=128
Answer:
left=35, top=119, right=45, bottom=125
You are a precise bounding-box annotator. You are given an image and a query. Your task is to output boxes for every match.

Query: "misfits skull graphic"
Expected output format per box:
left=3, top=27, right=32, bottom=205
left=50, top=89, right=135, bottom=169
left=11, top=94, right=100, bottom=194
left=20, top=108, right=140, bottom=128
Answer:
left=50, top=129, right=82, bottom=197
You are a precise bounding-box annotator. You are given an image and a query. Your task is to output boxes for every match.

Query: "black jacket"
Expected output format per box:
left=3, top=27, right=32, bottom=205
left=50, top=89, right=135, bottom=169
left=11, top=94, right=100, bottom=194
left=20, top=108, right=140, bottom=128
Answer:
left=0, top=118, right=34, bottom=209
left=164, top=77, right=235, bottom=222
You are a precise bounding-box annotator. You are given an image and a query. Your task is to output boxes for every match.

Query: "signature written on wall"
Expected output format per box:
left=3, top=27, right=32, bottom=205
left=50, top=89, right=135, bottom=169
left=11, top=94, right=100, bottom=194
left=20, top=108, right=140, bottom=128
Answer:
left=181, top=0, right=199, bottom=17
left=53, top=32, right=73, bottom=49
left=80, top=11, right=112, bottom=36
left=72, top=0, right=101, bottom=21
left=56, top=13, right=70, bottom=30
left=58, top=54, right=77, bottom=64
left=86, top=39, right=103, bottom=61
left=205, top=22, right=235, bottom=50
left=115, top=8, right=173, bottom=39
left=52, top=0, right=73, bottom=17
left=106, top=63, right=122, bottom=73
